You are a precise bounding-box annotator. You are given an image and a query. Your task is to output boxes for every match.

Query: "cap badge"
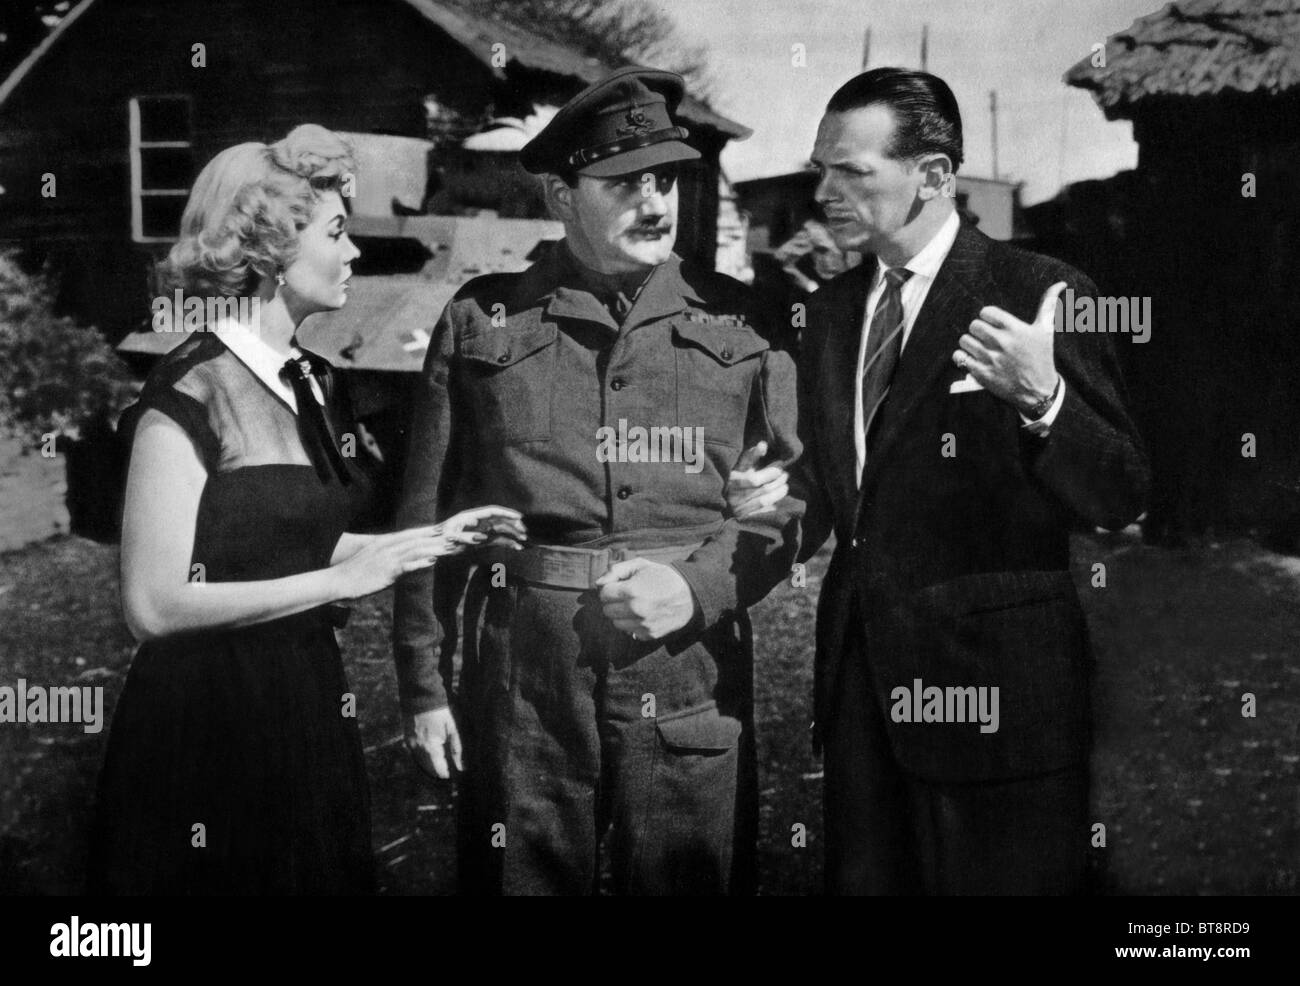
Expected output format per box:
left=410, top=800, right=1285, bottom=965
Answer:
left=617, top=107, right=653, bottom=137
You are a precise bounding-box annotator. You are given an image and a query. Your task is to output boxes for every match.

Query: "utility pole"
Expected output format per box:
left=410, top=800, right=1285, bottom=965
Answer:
left=989, top=89, right=1000, bottom=180
left=920, top=24, right=928, bottom=72
left=862, top=27, right=871, bottom=69
left=1057, top=92, right=1069, bottom=190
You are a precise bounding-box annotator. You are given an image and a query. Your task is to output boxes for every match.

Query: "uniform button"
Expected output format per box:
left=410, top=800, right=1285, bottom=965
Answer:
left=611, top=378, right=624, bottom=391
left=497, top=351, right=511, bottom=364
left=851, top=537, right=860, bottom=549
left=617, top=487, right=632, bottom=500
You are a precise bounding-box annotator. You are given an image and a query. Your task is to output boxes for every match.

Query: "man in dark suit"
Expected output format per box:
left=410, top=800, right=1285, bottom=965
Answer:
left=729, top=68, right=1149, bottom=894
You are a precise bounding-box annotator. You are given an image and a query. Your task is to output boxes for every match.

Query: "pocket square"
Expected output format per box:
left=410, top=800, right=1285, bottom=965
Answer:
left=948, top=373, right=984, bottom=394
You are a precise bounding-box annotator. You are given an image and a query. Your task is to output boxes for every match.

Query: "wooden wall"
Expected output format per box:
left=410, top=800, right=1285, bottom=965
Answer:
left=0, top=0, right=730, bottom=341
left=1123, top=95, right=1300, bottom=538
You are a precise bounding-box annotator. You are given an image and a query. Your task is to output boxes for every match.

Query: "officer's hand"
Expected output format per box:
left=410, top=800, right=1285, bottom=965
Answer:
left=955, top=281, right=1064, bottom=415
left=595, top=558, right=698, bottom=641
left=725, top=441, right=789, bottom=519
left=404, top=707, right=463, bottom=779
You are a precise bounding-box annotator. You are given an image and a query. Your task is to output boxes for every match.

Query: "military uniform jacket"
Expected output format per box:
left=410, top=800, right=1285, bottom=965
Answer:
left=392, top=245, right=803, bottom=714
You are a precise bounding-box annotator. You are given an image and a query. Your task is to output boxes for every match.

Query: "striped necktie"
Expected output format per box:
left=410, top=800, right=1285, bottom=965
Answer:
left=861, top=266, right=913, bottom=456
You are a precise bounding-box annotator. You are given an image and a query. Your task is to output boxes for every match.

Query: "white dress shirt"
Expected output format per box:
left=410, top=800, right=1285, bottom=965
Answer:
left=853, top=209, right=1065, bottom=482
left=213, top=317, right=323, bottom=413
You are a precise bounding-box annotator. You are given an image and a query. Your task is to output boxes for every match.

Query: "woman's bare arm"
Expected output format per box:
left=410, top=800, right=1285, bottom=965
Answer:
left=330, top=532, right=374, bottom=565
left=119, top=410, right=449, bottom=642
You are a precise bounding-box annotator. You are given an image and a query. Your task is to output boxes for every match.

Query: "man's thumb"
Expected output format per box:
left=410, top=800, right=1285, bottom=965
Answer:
left=595, top=557, right=646, bottom=587
left=1036, top=281, right=1069, bottom=327
left=735, top=440, right=769, bottom=473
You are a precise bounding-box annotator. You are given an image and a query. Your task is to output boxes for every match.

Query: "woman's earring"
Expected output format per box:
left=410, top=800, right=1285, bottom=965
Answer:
left=275, top=271, right=286, bottom=287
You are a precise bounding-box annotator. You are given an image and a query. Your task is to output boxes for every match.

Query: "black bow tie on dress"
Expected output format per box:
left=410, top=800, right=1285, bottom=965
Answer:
left=280, top=353, right=351, bottom=486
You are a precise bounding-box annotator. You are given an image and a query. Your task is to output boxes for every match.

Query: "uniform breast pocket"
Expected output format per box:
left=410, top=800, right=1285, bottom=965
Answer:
left=672, top=321, right=768, bottom=450
left=460, top=324, right=557, bottom=444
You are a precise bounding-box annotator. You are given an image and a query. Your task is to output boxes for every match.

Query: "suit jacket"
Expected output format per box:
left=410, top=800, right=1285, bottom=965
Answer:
left=797, top=219, right=1149, bottom=782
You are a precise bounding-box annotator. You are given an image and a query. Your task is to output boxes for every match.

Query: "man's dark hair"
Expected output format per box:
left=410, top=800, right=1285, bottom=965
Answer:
left=826, top=67, right=964, bottom=172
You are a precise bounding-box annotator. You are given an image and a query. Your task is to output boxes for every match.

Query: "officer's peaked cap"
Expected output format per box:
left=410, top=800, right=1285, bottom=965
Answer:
left=520, top=66, right=701, bottom=177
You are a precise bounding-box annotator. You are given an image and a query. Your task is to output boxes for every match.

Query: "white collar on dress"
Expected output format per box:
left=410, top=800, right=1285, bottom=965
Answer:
left=212, top=316, right=317, bottom=413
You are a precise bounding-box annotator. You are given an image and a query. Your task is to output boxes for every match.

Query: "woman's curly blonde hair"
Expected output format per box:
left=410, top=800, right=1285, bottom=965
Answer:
left=157, top=124, right=355, bottom=298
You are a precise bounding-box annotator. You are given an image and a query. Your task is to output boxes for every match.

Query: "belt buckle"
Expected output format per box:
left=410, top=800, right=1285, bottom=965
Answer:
left=535, top=546, right=586, bottom=588
left=601, top=546, right=644, bottom=582
left=530, top=545, right=612, bottom=589
left=589, top=547, right=618, bottom=586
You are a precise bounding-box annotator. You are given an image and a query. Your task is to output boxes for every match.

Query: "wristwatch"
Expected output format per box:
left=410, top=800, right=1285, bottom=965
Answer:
left=1026, top=375, right=1062, bottom=421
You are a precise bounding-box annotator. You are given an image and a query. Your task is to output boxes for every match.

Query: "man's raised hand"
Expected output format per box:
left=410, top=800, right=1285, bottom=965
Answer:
left=954, top=281, right=1065, bottom=415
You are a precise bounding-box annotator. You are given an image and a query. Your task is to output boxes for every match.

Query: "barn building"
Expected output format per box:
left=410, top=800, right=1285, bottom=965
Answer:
left=0, top=0, right=748, bottom=531
left=1065, top=0, right=1300, bottom=541
left=0, top=0, right=749, bottom=351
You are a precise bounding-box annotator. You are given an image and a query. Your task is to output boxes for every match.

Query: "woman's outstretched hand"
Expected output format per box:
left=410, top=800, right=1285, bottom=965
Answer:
left=331, top=506, right=524, bottom=600
left=439, top=505, right=528, bottom=549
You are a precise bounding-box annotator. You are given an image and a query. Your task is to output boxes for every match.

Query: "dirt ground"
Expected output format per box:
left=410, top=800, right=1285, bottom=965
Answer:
left=0, top=437, right=68, bottom=554
left=1, top=522, right=1296, bottom=896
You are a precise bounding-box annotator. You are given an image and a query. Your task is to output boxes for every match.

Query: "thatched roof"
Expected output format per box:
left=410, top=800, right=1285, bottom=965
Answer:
left=1065, top=0, right=1300, bottom=119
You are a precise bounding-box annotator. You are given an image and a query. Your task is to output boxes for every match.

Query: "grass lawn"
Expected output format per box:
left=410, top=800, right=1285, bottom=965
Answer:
left=0, top=531, right=1296, bottom=895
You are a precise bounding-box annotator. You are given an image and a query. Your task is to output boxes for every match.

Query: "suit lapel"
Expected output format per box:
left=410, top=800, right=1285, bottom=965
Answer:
left=855, top=223, right=994, bottom=503
left=814, top=268, right=871, bottom=517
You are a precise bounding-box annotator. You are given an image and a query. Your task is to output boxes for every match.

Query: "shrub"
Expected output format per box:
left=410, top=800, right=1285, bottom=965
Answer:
left=0, top=251, right=134, bottom=447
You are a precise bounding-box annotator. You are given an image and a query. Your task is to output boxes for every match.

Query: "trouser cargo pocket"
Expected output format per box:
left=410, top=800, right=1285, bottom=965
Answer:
left=655, top=701, right=743, bottom=752
left=628, top=701, right=741, bottom=894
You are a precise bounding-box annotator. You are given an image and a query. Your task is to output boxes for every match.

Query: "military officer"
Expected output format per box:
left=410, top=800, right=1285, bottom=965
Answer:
left=391, top=67, right=802, bottom=895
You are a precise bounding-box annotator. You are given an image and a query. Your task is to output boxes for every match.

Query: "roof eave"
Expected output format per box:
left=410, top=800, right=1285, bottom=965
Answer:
left=1063, top=48, right=1136, bottom=120
left=0, top=0, right=99, bottom=110
left=399, top=0, right=750, bottom=140
left=1, top=0, right=750, bottom=140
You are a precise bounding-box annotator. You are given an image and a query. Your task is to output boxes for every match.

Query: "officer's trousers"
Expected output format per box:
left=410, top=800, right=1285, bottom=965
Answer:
left=455, top=571, right=756, bottom=895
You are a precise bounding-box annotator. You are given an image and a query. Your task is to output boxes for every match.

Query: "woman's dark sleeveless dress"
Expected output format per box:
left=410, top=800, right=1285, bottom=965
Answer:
left=88, top=333, right=376, bottom=895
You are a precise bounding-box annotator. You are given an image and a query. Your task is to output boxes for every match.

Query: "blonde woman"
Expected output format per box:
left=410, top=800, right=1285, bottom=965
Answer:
left=88, top=125, right=522, bottom=894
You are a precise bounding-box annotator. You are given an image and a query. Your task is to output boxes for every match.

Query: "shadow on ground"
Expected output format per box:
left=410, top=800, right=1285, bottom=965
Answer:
left=0, top=532, right=1296, bottom=894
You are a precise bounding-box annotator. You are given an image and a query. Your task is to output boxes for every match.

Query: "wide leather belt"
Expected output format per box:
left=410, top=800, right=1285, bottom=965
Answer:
left=485, top=541, right=704, bottom=590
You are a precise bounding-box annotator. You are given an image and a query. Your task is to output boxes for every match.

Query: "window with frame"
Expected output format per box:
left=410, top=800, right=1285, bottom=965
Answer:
left=129, top=95, right=194, bottom=242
